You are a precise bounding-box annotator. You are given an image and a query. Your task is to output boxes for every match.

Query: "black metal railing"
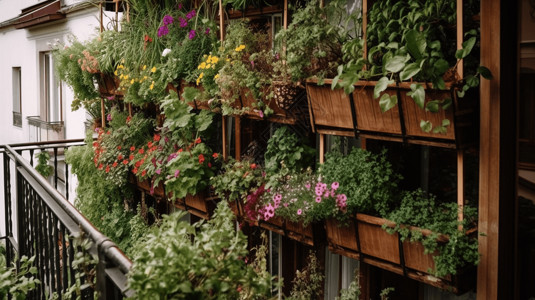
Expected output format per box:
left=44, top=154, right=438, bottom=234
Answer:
left=1, top=139, right=133, bottom=299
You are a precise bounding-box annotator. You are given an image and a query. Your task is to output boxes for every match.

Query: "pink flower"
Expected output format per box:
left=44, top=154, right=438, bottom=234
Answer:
left=186, top=10, right=196, bottom=19
left=155, top=169, right=161, bottom=175
left=305, top=183, right=311, bottom=190
left=162, top=15, right=174, bottom=25
left=297, top=209, right=302, bottom=215
left=174, top=169, right=180, bottom=177
left=283, top=203, right=289, bottom=208
left=179, top=17, right=187, bottom=28
left=315, top=187, right=323, bottom=197
left=204, top=28, right=210, bottom=34
left=273, top=194, right=282, bottom=201
left=106, top=114, right=112, bottom=121
left=157, top=26, right=169, bottom=37
left=331, top=182, right=339, bottom=190
left=315, top=196, right=322, bottom=203
left=188, top=30, right=196, bottom=40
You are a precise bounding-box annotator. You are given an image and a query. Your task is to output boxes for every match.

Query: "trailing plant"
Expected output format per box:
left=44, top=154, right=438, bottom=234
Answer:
left=380, top=287, right=395, bottom=300
left=275, top=0, right=361, bottom=82
left=335, top=270, right=361, bottom=300
left=319, top=148, right=401, bottom=221
left=0, top=252, right=39, bottom=300
left=127, top=202, right=275, bottom=299
left=383, top=189, right=479, bottom=277
left=286, top=251, right=324, bottom=300
left=264, top=126, right=315, bottom=187
left=35, top=151, right=54, bottom=178
left=66, top=135, right=150, bottom=255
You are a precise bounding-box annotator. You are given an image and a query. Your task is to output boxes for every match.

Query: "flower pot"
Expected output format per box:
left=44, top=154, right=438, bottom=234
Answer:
left=325, top=213, right=475, bottom=293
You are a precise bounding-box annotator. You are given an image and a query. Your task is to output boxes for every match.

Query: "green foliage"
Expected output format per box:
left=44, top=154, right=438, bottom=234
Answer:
left=380, top=287, right=395, bottom=300
left=383, top=189, right=479, bottom=277
left=211, top=158, right=264, bottom=203
left=127, top=202, right=274, bottom=299
left=0, top=250, right=40, bottom=300
left=35, top=151, right=54, bottom=178
left=287, top=251, right=324, bottom=300
left=320, top=148, right=401, bottom=220
left=264, top=127, right=315, bottom=187
left=65, top=135, right=149, bottom=255
left=275, top=0, right=361, bottom=82
left=335, top=270, right=361, bottom=300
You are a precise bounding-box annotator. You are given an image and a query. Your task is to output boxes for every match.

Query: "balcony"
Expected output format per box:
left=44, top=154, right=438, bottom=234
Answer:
left=27, top=116, right=65, bottom=142
left=1, top=140, right=132, bottom=299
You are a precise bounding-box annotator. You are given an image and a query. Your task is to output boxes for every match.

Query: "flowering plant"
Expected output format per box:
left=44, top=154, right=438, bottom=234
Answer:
left=115, top=63, right=166, bottom=105
left=255, top=170, right=347, bottom=225
left=211, top=158, right=264, bottom=203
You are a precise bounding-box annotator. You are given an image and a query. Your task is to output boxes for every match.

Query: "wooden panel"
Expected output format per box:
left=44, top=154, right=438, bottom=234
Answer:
left=325, top=218, right=359, bottom=252
left=398, top=84, right=456, bottom=140
left=353, top=82, right=402, bottom=134
left=357, top=216, right=401, bottom=264
left=306, top=83, right=354, bottom=130
left=402, top=240, right=437, bottom=274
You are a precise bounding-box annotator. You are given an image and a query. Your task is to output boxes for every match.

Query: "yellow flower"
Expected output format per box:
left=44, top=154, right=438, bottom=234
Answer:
left=150, top=81, right=154, bottom=90
left=151, top=67, right=157, bottom=73
left=143, top=65, right=147, bottom=70
left=130, top=79, right=135, bottom=84
left=198, top=62, right=206, bottom=69
left=199, top=72, right=204, bottom=79
left=124, top=74, right=129, bottom=80
left=206, top=63, right=211, bottom=69
left=210, top=56, right=219, bottom=64
left=214, top=74, right=220, bottom=80
left=144, top=76, right=148, bottom=80
left=235, top=44, right=246, bottom=52
left=117, top=64, right=124, bottom=69
left=114, top=70, right=118, bottom=76
left=196, top=77, right=201, bottom=85
left=119, top=74, right=124, bottom=79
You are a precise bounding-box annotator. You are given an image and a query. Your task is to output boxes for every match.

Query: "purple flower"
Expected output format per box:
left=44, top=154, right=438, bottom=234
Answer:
left=188, top=29, right=196, bottom=40
left=186, top=10, right=196, bottom=20
left=157, top=26, right=169, bottom=37
left=106, top=114, right=112, bottom=121
left=174, top=169, right=180, bottom=177
left=155, top=169, right=161, bottom=175
left=106, top=95, right=115, bottom=100
left=162, top=15, right=174, bottom=25
left=179, top=17, right=187, bottom=28
left=204, top=28, right=210, bottom=34
left=178, top=3, right=182, bottom=9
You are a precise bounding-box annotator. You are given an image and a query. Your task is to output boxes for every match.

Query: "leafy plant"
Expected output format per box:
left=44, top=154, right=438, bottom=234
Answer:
left=286, top=251, right=324, bottom=300
left=264, top=126, right=315, bottom=187
left=335, top=270, right=361, bottom=300
left=127, top=201, right=275, bottom=299
left=275, top=0, right=361, bottom=82
left=211, top=158, right=264, bottom=203
left=319, top=148, right=401, bottom=221
left=35, top=151, right=54, bottom=178
left=383, top=189, right=479, bottom=277
left=0, top=251, right=40, bottom=300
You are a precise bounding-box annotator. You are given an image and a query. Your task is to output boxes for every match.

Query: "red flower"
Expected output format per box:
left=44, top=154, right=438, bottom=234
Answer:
left=208, top=162, right=212, bottom=168
left=195, top=137, right=201, bottom=144
left=250, top=163, right=257, bottom=169
left=112, top=162, right=118, bottom=168
left=117, top=154, right=123, bottom=160
left=144, top=34, right=153, bottom=42
left=126, top=116, right=132, bottom=123
left=198, top=154, right=205, bottom=164
left=178, top=148, right=183, bottom=153
left=135, top=160, right=142, bottom=168
left=138, top=148, right=145, bottom=154
left=212, top=153, right=218, bottom=158
left=130, top=146, right=135, bottom=151
left=154, top=134, right=161, bottom=142
left=148, top=141, right=153, bottom=148
left=141, top=170, right=147, bottom=177
left=98, top=163, right=103, bottom=170
left=132, top=168, right=138, bottom=174
left=117, top=146, right=122, bottom=150
left=129, top=154, right=134, bottom=161
left=123, top=160, right=129, bottom=165
left=93, top=142, right=99, bottom=147
left=105, top=165, right=110, bottom=173
left=106, top=130, right=111, bottom=135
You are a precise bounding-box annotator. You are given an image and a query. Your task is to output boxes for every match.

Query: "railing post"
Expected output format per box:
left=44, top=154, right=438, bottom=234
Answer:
left=3, top=151, right=13, bottom=265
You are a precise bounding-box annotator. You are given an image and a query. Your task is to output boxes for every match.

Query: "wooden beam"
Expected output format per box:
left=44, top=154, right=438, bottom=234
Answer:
left=477, top=0, right=518, bottom=298
left=319, top=133, right=325, bottom=164
left=235, top=117, right=241, bottom=161
left=222, top=116, right=228, bottom=159
left=100, top=98, right=105, bottom=128
left=219, top=0, right=225, bottom=41
left=457, top=150, right=464, bottom=230
left=456, top=0, right=464, bottom=79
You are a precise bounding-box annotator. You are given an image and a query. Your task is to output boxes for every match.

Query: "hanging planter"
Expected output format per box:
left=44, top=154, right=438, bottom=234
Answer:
left=97, top=72, right=122, bottom=97
left=128, top=174, right=166, bottom=199
left=174, top=190, right=220, bottom=220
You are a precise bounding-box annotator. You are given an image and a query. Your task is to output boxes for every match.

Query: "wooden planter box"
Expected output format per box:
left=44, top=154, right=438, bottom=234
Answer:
left=97, top=72, right=121, bottom=97
left=325, top=214, right=476, bottom=293
left=178, top=80, right=210, bottom=110
left=129, top=174, right=166, bottom=198
left=174, top=190, right=219, bottom=220
left=231, top=200, right=316, bottom=246
left=306, top=79, right=478, bottom=148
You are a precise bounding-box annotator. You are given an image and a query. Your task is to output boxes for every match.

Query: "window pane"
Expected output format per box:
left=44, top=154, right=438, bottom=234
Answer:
left=12, top=67, right=21, bottom=113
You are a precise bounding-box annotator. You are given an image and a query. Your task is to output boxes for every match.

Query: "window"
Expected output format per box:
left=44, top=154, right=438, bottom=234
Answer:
left=40, top=51, right=62, bottom=122
left=12, top=67, right=22, bottom=127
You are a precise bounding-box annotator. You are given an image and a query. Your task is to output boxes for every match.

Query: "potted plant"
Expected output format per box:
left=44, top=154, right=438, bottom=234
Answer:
left=333, top=0, right=491, bottom=145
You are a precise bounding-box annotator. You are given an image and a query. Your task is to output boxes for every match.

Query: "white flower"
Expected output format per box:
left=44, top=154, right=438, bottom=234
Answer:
left=162, top=48, right=172, bottom=57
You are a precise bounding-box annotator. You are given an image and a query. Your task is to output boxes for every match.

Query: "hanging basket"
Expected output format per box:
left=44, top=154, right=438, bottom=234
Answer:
left=97, top=72, right=121, bottom=97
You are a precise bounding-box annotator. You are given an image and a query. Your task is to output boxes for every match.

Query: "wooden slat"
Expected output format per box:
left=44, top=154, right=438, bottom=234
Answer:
left=457, top=0, right=464, bottom=79
left=457, top=150, right=464, bottom=230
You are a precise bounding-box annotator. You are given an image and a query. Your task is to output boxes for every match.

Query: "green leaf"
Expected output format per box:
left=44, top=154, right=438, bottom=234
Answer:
left=420, top=120, right=432, bottom=132
left=455, top=37, right=476, bottom=59
left=400, top=62, right=421, bottom=81
left=407, top=83, right=425, bottom=109
left=425, top=100, right=440, bottom=113
left=385, top=55, right=409, bottom=73
left=182, top=87, right=200, bottom=103
left=442, top=98, right=452, bottom=110
left=432, top=125, right=447, bottom=134
left=465, top=75, right=480, bottom=88
left=405, top=29, right=426, bottom=60
left=477, top=66, right=493, bottom=79
left=374, top=77, right=394, bottom=99
left=434, top=59, right=449, bottom=75
left=442, top=119, right=451, bottom=127
left=379, top=93, right=398, bottom=113
left=457, top=89, right=466, bottom=98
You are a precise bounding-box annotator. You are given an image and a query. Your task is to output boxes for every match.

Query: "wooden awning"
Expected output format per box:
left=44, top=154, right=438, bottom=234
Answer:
left=14, top=0, right=64, bottom=29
